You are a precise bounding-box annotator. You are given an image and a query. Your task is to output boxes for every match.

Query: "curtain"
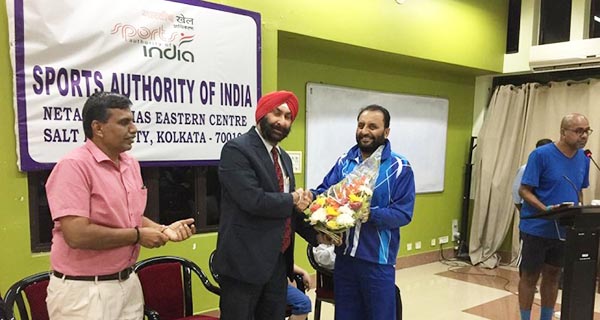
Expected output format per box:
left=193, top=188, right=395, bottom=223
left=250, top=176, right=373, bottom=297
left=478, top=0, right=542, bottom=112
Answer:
left=469, top=79, right=600, bottom=268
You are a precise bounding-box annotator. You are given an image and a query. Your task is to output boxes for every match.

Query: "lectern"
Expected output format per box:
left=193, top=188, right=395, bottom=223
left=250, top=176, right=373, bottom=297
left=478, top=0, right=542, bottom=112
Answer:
left=524, top=205, right=600, bottom=320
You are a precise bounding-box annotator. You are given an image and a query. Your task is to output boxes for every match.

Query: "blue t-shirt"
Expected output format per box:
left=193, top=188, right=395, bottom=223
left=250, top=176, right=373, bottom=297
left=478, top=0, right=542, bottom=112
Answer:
left=512, top=164, right=526, bottom=204
left=519, top=143, right=590, bottom=239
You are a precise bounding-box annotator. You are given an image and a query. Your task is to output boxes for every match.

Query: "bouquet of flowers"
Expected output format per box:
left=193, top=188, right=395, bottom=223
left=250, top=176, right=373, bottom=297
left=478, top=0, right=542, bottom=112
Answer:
left=305, top=145, right=383, bottom=243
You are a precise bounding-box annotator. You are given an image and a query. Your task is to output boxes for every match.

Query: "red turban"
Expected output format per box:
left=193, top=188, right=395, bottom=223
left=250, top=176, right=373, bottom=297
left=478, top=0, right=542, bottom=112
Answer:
left=255, top=90, right=299, bottom=123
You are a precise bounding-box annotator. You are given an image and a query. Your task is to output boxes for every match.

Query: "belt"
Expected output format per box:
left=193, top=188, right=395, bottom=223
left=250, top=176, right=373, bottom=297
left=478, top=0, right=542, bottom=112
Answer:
left=53, top=267, right=133, bottom=281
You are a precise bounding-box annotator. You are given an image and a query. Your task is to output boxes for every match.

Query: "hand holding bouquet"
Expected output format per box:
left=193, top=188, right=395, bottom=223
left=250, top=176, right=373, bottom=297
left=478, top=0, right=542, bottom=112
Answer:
left=305, top=146, right=383, bottom=243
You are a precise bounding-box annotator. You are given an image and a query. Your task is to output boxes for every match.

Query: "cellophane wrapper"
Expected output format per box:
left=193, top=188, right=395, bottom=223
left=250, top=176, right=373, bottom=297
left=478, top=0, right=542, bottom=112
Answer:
left=305, top=145, right=383, bottom=243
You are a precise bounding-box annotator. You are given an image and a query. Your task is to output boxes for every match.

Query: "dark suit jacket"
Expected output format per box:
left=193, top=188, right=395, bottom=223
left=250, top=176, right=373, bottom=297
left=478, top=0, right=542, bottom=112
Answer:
left=214, top=127, right=318, bottom=285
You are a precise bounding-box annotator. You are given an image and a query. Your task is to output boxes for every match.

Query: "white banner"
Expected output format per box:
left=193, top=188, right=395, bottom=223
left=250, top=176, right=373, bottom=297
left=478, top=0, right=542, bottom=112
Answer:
left=7, top=0, right=261, bottom=171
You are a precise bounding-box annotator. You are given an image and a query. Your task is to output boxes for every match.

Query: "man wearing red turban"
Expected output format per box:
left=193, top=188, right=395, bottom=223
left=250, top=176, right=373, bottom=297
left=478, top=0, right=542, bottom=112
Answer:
left=253, top=90, right=299, bottom=144
left=255, top=90, right=299, bottom=123
left=213, top=90, right=331, bottom=319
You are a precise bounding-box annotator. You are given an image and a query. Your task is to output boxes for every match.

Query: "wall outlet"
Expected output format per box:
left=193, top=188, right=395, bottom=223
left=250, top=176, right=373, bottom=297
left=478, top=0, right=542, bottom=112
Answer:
left=453, top=231, right=460, bottom=241
left=415, top=241, right=422, bottom=249
left=452, top=219, right=460, bottom=241
left=406, top=243, right=413, bottom=251
left=439, top=236, right=449, bottom=244
left=452, top=219, right=459, bottom=234
left=430, top=238, right=436, bottom=246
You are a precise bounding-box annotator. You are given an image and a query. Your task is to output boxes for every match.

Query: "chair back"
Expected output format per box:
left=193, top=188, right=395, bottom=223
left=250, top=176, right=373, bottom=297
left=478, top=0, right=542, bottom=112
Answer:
left=4, top=271, right=51, bottom=320
left=134, top=256, right=219, bottom=320
left=306, top=244, right=335, bottom=320
left=137, top=260, right=186, bottom=319
left=208, top=250, right=220, bottom=285
left=209, top=249, right=304, bottom=317
left=395, top=285, right=402, bottom=320
left=306, top=244, right=334, bottom=300
left=0, top=293, right=8, bottom=320
left=307, top=244, right=402, bottom=320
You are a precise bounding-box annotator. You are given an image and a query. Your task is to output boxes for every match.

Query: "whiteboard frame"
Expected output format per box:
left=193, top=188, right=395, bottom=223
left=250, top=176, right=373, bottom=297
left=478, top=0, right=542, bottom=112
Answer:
left=305, top=82, right=448, bottom=194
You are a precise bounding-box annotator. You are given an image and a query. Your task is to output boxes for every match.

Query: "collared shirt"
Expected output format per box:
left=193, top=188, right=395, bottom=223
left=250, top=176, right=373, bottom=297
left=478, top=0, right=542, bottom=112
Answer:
left=255, top=127, right=290, bottom=192
left=46, top=140, right=146, bottom=275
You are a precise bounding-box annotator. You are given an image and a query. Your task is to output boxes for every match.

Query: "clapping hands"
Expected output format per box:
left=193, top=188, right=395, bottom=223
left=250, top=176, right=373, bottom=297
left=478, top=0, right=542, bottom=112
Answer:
left=162, top=218, right=196, bottom=242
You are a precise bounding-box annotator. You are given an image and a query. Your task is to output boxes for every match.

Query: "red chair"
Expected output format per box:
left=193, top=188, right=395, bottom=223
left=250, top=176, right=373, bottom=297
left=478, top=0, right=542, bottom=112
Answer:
left=307, top=244, right=403, bottom=320
left=134, top=256, right=220, bottom=320
left=307, top=245, right=335, bottom=320
left=4, top=271, right=51, bottom=320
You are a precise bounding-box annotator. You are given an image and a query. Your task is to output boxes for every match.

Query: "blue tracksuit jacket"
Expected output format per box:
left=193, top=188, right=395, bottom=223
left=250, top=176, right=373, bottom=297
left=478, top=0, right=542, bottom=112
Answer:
left=313, top=140, right=416, bottom=265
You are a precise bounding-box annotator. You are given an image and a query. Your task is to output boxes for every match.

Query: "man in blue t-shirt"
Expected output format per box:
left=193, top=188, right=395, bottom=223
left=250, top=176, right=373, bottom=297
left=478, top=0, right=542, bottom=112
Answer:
left=517, top=113, right=591, bottom=320
left=512, top=138, right=553, bottom=212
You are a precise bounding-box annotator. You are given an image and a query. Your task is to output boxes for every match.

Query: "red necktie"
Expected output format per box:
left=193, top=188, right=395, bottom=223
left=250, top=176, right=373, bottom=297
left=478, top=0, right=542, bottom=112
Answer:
left=272, top=147, right=291, bottom=252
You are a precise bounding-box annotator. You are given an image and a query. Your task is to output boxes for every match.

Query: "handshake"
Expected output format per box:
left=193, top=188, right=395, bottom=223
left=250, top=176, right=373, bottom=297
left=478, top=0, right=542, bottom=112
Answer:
left=292, top=188, right=314, bottom=211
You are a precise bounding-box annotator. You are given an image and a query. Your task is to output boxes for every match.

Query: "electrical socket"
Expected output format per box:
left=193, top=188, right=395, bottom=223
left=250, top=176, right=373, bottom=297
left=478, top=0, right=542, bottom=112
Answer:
left=415, top=241, right=422, bottom=250
left=453, top=231, right=461, bottom=241
left=406, top=243, right=412, bottom=251
left=452, top=219, right=459, bottom=235
left=452, top=218, right=460, bottom=241
left=439, top=236, right=449, bottom=244
left=430, top=238, right=436, bottom=246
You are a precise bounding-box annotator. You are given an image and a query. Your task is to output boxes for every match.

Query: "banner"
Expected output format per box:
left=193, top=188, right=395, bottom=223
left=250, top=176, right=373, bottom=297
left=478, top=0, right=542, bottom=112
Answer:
left=7, top=0, right=261, bottom=171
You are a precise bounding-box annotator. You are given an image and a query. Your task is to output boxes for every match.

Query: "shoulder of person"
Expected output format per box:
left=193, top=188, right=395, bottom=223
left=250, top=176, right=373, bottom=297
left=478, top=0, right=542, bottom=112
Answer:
left=341, top=145, right=360, bottom=161
left=224, top=130, right=252, bottom=148
left=390, top=151, right=411, bottom=166
left=55, top=145, right=97, bottom=169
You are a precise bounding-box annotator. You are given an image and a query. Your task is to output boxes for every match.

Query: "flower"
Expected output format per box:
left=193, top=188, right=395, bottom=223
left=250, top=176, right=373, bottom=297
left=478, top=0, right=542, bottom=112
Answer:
left=304, top=145, right=384, bottom=242
left=309, top=208, right=327, bottom=224
left=304, top=176, right=374, bottom=240
left=336, top=212, right=355, bottom=227
left=337, top=205, right=354, bottom=216
left=359, top=185, right=373, bottom=196
left=309, top=207, right=327, bottom=224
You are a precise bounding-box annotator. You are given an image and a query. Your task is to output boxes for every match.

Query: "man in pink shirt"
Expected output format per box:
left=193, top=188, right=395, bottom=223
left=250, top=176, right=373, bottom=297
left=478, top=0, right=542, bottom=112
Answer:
left=45, top=92, right=196, bottom=320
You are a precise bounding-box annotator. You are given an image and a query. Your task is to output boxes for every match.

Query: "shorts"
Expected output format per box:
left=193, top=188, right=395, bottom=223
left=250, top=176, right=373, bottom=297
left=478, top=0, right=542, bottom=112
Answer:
left=519, top=231, right=565, bottom=274
left=286, top=284, right=311, bottom=315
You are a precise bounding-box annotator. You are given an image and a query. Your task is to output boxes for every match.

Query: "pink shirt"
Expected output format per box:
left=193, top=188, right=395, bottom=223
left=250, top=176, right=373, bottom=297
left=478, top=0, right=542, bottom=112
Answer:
left=46, top=140, right=146, bottom=275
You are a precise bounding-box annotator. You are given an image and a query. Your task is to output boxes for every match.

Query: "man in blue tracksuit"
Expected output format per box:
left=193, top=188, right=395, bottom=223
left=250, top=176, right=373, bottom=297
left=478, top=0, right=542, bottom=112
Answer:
left=312, top=104, right=416, bottom=320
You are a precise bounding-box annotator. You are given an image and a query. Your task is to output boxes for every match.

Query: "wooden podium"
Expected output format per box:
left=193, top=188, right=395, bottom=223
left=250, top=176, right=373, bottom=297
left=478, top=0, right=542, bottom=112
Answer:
left=524, top=205, right=600, bottom=320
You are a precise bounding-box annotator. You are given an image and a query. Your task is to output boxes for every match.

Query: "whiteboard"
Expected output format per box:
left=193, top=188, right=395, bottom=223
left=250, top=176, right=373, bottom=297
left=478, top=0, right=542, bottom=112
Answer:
left=305, top=83, right=448, bottom=193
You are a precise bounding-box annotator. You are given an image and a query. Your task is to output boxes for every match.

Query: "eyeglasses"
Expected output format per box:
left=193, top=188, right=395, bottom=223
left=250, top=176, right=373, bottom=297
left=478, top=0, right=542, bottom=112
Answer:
left=563, top=128, right=594, bottom=136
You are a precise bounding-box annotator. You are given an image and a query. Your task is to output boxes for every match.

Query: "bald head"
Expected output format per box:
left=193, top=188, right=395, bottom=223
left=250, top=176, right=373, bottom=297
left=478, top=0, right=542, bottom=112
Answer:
left=559, top=112, right=591, bottom=152
left=560, top=113, right=588, bottom=130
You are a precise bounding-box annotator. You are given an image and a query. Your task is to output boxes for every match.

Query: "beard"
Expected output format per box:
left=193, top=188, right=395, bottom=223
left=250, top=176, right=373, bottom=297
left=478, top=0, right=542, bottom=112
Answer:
left=258, top=117, right=291, bottom=144
left=356, top=132, right=386, bottom=155
left=574, top=139, right=587, bottom=150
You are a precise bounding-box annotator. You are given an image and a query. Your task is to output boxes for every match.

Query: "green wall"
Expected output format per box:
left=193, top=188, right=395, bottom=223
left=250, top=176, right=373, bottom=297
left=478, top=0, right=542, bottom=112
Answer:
left=277, top=32, right=481, bottom=258
left=221, top=0, right=508, bottom=73
left=0, top=0, right=507, bottom=314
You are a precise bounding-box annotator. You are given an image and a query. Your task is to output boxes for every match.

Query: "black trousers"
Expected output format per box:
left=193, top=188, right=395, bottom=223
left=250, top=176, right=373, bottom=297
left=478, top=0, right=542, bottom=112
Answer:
left=219, top=253, right=287, bottom=320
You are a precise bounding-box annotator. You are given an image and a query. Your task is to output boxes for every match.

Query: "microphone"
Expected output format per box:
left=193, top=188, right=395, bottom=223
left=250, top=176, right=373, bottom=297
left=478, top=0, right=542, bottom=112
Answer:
left=563, top=175, right=582, bottom=206
left=584, top=149, right=600, bottom=172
